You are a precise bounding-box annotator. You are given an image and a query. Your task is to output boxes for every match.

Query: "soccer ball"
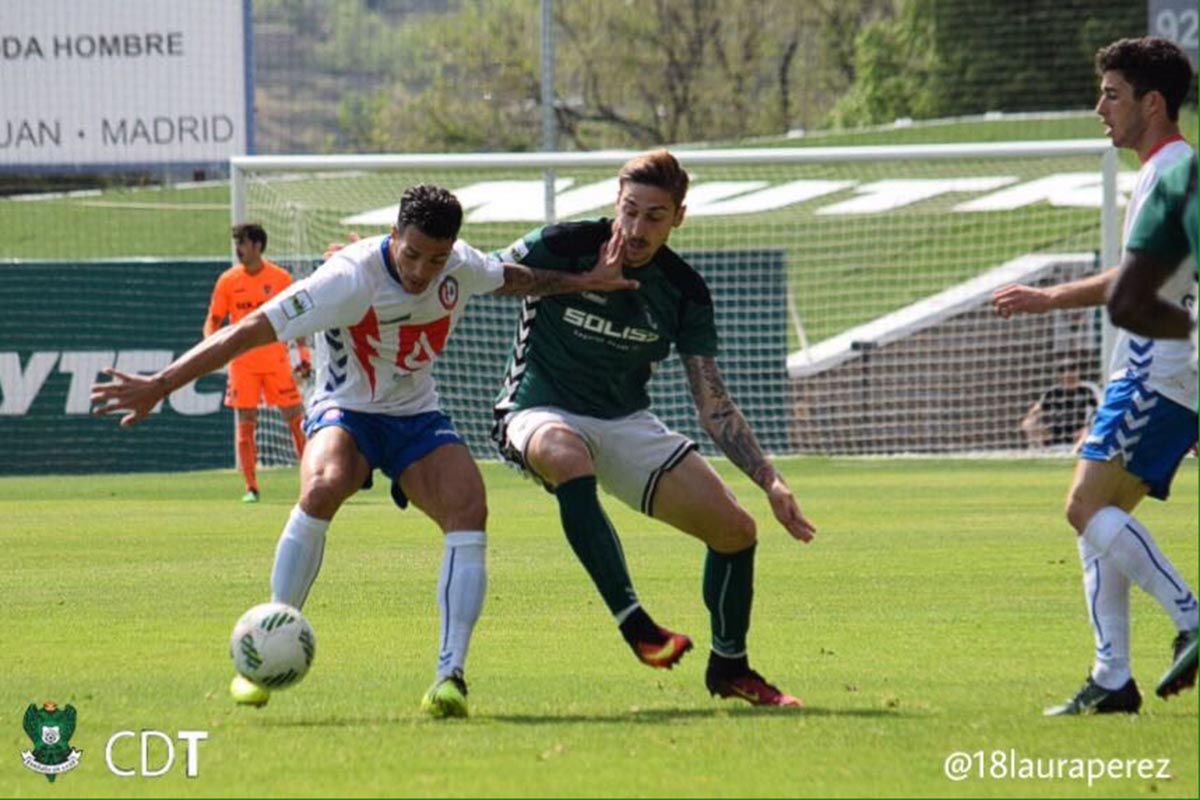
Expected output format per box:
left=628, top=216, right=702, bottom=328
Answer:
left=229, top=602, right=316, bottom=690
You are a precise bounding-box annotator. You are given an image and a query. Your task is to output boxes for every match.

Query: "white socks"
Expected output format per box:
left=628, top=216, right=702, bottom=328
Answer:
left=1082, top=506, right=1199, bottom=633
left=1077, top=536, right=1131, bottom=689
left=269, top=512, right=486, bottom=682
left=270, top=505, right=329, bottom=609
left=436, top=531, right=487, bottom=681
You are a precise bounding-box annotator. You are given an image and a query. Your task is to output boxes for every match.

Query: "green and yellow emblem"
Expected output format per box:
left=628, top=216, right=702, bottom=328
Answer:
left=21, top=702, right=82, bottom=782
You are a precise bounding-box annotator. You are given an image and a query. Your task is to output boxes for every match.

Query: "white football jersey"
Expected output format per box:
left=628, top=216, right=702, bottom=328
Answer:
left=262, top=234, right=505, bottom=418
left=1109, top=138, right=1197, bottom=411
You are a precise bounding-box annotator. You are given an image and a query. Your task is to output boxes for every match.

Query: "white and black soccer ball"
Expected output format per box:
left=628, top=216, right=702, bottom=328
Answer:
left=230, top=602, right=316, bottom=690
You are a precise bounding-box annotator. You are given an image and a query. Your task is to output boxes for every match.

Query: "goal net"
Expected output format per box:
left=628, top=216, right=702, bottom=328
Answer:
left=231, top=142, right=1120, bottom=463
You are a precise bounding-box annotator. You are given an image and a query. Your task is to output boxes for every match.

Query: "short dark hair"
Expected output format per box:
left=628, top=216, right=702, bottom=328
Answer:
left=396, top=184, right=463, bottom=240
left=1096, top=37, right=1195, bottom=121
left=618, top=149, right=690, bottom=208
left=232, top=222, right=267, bottom=251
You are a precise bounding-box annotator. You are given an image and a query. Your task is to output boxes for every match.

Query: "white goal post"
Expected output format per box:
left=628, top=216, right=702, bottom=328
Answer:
left=231, top=140, right=1120, bottom=462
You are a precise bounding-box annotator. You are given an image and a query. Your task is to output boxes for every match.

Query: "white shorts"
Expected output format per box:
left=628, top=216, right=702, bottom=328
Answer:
left=497, top=406, right=696, bottom=514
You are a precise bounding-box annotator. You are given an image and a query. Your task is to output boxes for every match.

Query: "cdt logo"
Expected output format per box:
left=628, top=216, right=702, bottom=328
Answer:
left=105, top=730, right=209, bottom=778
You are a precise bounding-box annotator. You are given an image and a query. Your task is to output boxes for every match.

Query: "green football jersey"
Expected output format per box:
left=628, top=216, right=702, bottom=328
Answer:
left=1126, top=152, right=1198, bottom=267
left=494, top=219, right=719, bottom=419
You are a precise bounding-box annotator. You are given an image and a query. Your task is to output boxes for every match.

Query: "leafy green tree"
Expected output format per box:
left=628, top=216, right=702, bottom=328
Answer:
left=832, top=0, right=1145, bottom=127
left=358, top=0, right=543, bottom=151
left=341, top=0, right=855, bottom=151
left=826, top=1, right=935, bottom=128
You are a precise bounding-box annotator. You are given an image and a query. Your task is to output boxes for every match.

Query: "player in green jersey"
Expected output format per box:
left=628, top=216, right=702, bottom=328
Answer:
left=493, top=150, right=816, bottom=707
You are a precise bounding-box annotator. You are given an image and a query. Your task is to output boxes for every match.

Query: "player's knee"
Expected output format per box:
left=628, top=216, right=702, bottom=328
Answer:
left=1064, top=493, right=1096, bottom=534
left=708, top=507, right=757, bottom=553
left=731, top=509, right=758, bottom=549
left=300, top=469, right=356, bottom=518
left=528, top=426, right=593, bottom=485
left=445, top=490, right=488, bottom=531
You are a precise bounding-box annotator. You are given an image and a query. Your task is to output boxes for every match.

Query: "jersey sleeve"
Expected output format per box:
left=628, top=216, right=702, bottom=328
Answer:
left=496, top=229, right=551, bottom=269
left=262, top=257, right=373, bottom=341
left=496, top=220, right=609, bottom=272
left=452, top=240, right=506, bottom=295
left=276, top=265, right=294, bottom=290
left=676, top=297, right=719, bottom=357
left=664, top=257, right=719, bottom=357
left=1126, top=177, right=1190, bottom=265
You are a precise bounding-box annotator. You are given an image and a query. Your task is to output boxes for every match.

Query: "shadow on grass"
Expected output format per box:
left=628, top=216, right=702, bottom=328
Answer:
left=250, top=705, right=910, bottom=728
left=486, top=705, right=912, bottom=724
left=254, top=715, right=408, bottom=728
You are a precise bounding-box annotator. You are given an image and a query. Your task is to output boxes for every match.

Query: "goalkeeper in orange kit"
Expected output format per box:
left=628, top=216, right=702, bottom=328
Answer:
left=206, top=223, right=310, bottom=502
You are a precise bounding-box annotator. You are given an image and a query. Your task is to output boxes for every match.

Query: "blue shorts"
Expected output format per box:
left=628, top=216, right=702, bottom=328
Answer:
left=1079, top=377, right=1197, bottom=500
left=305, top=407, right=464, bottom=509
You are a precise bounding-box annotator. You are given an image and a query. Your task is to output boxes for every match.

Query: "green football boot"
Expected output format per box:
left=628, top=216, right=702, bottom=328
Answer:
left=230, top=674, right=270, bottom=707
left=241, top=489, right=260, bottom=504
left=421, top=672, right=469, bottom=719
left=1156, top=629, right=1199, bottom=699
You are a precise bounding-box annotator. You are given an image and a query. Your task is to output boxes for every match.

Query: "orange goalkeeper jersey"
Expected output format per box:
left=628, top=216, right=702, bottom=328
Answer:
left=206, top=259, right=294, bottom=372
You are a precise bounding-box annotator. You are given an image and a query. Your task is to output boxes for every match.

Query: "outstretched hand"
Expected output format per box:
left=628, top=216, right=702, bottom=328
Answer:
left=992, top=283, right=1052, bottom=318
left=766, top=476, right=816, bottom=543
left=90, top=368, right=166, bottom=428
left=579, top=223, right=639, bottom=292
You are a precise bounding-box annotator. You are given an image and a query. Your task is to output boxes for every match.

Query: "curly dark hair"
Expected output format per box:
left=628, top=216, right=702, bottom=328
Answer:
left=1096, top=37, right=1195, bottom=121
left=396, top=184, right=463, bottom=241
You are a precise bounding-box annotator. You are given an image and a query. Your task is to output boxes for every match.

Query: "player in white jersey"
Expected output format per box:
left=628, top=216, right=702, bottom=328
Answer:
left=91, top=185, right=636, bottom=717
left=991, top=38, right=1197, bottom=715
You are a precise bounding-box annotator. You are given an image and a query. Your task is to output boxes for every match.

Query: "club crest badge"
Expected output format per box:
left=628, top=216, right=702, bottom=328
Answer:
left=21, top=702, right=82, bottom=782
left=438, top=276, right=459, bottom=310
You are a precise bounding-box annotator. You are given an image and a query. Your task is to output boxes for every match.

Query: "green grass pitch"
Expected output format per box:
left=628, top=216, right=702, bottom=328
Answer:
left=1, top=458, right=1195, bottom=797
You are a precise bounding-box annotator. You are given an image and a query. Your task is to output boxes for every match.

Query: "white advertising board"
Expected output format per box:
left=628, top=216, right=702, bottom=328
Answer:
left=1, top=0, right=250, bottom=169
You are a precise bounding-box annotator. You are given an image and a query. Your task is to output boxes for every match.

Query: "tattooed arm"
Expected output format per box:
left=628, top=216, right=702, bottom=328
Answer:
left=493, top=223, right=638, bottom=297
left=492, top=263, right=637, bottom=297
left=683, top=354, right=815, bottom=541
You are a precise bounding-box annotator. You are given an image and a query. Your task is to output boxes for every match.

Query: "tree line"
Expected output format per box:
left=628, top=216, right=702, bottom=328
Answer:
left=255, top=0, right=1147, bottom=152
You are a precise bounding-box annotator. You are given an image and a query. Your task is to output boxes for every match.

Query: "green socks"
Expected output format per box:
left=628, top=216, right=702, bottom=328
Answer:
left=704, top=544, right=756, bottom=657
left=556, top=475, right=757, bottom=659
left=555, top=476, right=639, bottom=617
